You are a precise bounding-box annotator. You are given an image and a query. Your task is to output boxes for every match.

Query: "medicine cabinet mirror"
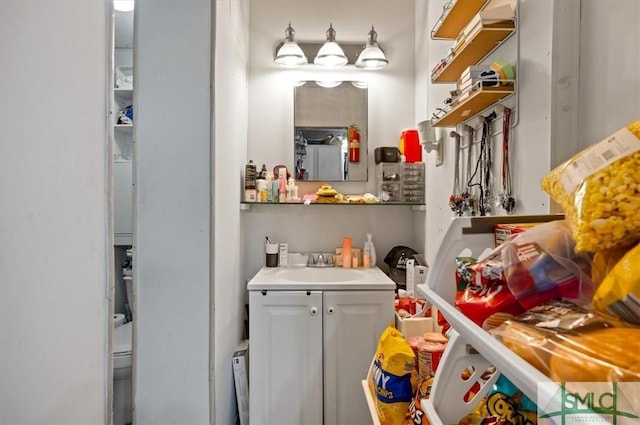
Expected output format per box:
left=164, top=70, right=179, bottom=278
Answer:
left=294, top=81, right=368, bottom=181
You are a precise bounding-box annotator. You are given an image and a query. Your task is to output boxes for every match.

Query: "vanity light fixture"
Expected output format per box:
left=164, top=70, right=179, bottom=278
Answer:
left=274, top=23, right=308, bottom=67
left=355, top=26, right=388, bottom=70
left=274, top=23, right=388, bottom=69
left=313, top=24, right=348, bottom=67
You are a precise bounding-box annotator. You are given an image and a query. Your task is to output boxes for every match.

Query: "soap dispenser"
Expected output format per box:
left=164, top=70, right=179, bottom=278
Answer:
left=367, top=233, right=377, bottom=267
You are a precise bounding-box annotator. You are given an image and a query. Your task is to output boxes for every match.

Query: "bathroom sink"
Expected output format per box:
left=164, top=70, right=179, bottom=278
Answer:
left=247, top=263, right=396, bottom=291
left=276, top=267, right=366, bottom=283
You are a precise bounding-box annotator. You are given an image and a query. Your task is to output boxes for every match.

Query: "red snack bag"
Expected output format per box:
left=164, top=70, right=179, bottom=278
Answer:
left=455, top=220, right=593, bottom=327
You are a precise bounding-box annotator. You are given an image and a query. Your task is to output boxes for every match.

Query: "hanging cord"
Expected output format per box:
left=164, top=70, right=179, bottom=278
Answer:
left=500, top=107, right=516, bottom=213
left=466, top=114, right=493, bottom=217
left=461, top=126, right=474, bottom=215
left=482, top=113, right=495, bottom=214
left=449, top=132, right=463, bottom=215
left=466, top=122, right=485, bottom=216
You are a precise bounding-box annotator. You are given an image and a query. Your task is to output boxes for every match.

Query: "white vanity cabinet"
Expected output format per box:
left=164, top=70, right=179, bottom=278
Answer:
left=248, top=267, right=395, bottom=425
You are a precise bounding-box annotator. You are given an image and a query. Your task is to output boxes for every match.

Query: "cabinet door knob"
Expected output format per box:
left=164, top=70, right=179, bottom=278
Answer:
left=310, top=307, right=318, bottom=316
left=327, top=306, right=335, bottom=314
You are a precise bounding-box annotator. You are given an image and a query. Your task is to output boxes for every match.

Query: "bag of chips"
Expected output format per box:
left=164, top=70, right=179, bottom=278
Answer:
left=458, top=375, right=537, bottom=425
left=541, top=119, right=640, bottom=252
left=592, top=241, right=640, bottom=324
left=455, top=220, right=593, bottom=327
left=370, top=326, right=417, bottom=425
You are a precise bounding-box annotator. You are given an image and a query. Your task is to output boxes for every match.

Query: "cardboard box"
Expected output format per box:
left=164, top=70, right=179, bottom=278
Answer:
left=232, top=340, right=249, bottom=425
left=494, top=223, right=539, bottom=246
left=395, top=311, right=433, bottom=338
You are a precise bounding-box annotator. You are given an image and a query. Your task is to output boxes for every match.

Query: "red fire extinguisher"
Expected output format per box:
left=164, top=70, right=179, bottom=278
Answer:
left=348, top=124, right=360, bottom=163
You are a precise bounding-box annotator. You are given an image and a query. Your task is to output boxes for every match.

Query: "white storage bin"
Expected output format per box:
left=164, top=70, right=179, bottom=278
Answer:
left=416, top=214, right=565, bottom=425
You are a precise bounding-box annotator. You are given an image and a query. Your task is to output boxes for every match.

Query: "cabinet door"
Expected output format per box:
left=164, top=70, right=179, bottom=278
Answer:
left=114, top=161, right=133, bottom=244
left=323, top=290, right=395, bottom=425
left=249, top=291, right=323, bottom=425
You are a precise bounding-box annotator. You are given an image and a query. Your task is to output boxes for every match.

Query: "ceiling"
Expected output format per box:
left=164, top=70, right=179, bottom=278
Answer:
left=115, top=10, right=134, bottom=49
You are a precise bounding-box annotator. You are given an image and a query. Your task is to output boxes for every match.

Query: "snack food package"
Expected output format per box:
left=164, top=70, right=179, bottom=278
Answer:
left=458, top=375, right=537, bottom=425
left=370, top=326, right=417, bottom=425
left=491, top=299, right=640, bottom=382
left=590, top=246, right=628, bottom=288
left=455, top=220, right=593, bottom=327
left=592, top=241, right=640, bottom=324
left=541, top=119, right=640, bottom=252
left=404, top=376, right=434, bottom=425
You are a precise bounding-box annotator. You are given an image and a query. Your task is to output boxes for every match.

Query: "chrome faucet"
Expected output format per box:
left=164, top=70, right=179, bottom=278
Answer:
left=306, top=252, right=335, bottom=268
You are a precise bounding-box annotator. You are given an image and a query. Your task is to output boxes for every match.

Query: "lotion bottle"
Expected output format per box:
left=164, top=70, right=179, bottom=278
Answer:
left=367, top=233, right=377, bottom=267
left=363, top=238, right=371, bottom=268
left=278, top=168, right=287, bottom=203
left=286, top=177, right=298, bottom=201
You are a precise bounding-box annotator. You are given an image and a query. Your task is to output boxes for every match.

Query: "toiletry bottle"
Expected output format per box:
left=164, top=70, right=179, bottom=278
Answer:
left=342, top=237, right=352, bottom=269
left=244, top=160, right=257, bottom=202
left=271, top=180, right=279, bottom=203
left=286, top=177, right=299, bottom=201
left=363, top=238, right=371, bottom=268
left=278, top=168, right=287, bottom=203
left=257, top=179, right=268, bottom=202
left=259, top=163, right=267, bottom=180
left=367, top=233, right=377, bottom=267
left=265, top=171, right=274, bottom=203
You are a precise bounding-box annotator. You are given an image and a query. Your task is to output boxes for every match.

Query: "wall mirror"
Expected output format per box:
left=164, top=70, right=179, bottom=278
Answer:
left=294, top=81, right=368, bottom=181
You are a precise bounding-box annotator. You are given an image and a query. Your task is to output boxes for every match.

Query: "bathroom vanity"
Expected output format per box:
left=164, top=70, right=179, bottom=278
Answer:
left=248, top=265, right=395, bottom=425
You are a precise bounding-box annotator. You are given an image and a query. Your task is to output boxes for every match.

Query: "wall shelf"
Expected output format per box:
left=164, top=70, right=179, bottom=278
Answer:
left=431, top=0, right=488, bottom=40
left=431, top=84, right=514, bottom=127
left=240, top=201, right=426, bottom=211
left=431, top=21, right=515, bottom=83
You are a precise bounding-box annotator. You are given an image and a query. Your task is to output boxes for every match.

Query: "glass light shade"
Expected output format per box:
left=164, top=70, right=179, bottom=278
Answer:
left=315, top=80, right=342, bottom=88
left=314, top=24, right=348, bottom=67
left=114, top=0, right=134, bottom=12
left=275, top=23, right=308, bottom=67
left=275, top=42, right=308, bottom=66
left=355, top=26, right=388, bottom=70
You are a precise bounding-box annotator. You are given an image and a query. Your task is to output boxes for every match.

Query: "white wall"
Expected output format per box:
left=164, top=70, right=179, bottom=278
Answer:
left=0, top=1, right=109, bottom=423
left=134, top=0, right=211, bottom=423
left=578, top=0, right=640, bottom=147
left=213, top=1, right=250, bottom=424
left=246, top=0, right=422, bottom=278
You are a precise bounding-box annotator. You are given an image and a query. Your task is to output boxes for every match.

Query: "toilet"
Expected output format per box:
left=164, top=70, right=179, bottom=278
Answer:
left=113, top=272, right=134, bottom=425
left=113, top=317, right=132, bottom=425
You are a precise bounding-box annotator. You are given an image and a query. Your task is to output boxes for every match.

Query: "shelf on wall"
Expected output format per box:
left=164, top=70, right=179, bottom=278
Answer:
left=431, top=0, right=489, bottom=40
left=431, top=21, right=515, bottom=84
left=240, top=202, right=426, bottom=211
left=432, top=84, right=514, bottom=127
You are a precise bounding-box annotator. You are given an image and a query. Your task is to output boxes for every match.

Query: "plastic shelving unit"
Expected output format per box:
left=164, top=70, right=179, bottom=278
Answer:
left=415, top=214, right=565, bottom=424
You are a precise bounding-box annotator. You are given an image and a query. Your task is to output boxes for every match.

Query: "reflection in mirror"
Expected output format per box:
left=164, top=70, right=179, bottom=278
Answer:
left=294, top=81, right=367, bottom=181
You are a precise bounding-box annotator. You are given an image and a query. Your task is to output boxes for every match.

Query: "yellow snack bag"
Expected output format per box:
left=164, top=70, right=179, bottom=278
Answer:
left=593, top=242, right=640, bottom=325
left=591, top=246, right=628, bottom=288
left=541, top=119, right=640, bottom=252
left=369, top=326, right=416, bottom=425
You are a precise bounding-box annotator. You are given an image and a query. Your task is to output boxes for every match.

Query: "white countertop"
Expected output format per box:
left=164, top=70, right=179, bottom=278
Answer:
left=247, top=265, right=396, bottom=291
